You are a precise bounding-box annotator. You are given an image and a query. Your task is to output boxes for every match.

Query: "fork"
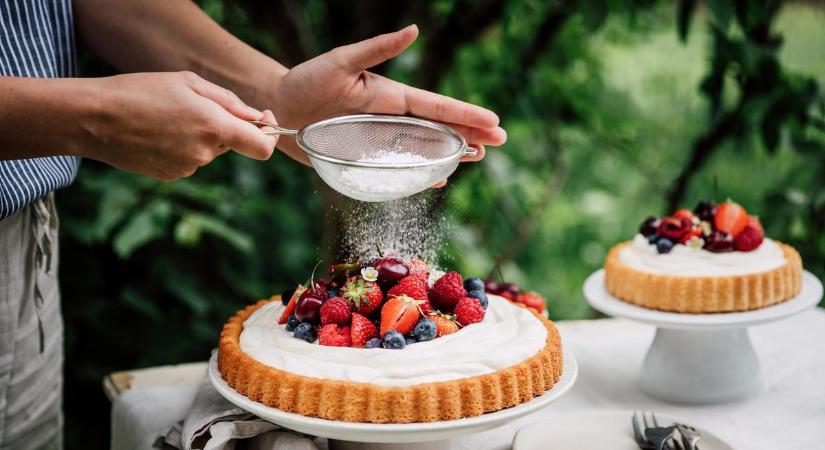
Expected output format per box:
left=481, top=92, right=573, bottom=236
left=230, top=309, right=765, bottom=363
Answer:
left=632, top=411, right=679, bottom=450
left=676, top=423, right=702, bottom=450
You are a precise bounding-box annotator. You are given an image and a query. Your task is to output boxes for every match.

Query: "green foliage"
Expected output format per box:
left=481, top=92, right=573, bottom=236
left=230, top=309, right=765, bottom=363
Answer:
left=57, top=2, right=824, bottom=448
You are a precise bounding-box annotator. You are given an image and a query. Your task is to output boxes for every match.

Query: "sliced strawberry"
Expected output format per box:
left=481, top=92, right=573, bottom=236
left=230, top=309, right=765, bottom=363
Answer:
left=350, top=313, right=379, bottom=347
left=380, top=296, right=421, bottom=337
left=715, top=201, right=748, bottom=236
left=278, top=285, right=305, bottom=324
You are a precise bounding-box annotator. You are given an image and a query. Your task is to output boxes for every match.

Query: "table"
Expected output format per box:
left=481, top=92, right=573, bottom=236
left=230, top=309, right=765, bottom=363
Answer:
left=110, top=309, right=825, bottom=450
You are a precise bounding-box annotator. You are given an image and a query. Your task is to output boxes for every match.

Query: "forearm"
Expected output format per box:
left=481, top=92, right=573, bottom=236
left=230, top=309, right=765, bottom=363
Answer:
left=0, top=77, right=98, bottom=160
left=73, top=0, right=287, bottom=109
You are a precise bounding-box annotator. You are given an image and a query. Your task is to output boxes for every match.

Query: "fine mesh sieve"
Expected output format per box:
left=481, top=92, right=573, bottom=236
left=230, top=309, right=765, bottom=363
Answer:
left=250, top=114, right=474, bottom=202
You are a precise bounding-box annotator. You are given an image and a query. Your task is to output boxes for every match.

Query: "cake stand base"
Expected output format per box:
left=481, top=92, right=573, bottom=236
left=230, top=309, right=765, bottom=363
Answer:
left=209, top=351, right=577, bottom=448
left=584, top=270, right=822, bottom=404
left=639, top=328, right=761, bottom=404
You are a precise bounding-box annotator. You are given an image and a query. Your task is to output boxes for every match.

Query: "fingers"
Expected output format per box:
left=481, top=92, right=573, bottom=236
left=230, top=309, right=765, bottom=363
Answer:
left=441, top=123, right=507, bottom=147
left=333, top=24, right=418, bottom=71
left=432, top=179, right=448, bottom=189
left=459, top=144, right=486, bottom=162
left=403, top=84, right=500, bottom=129
left=183, top=71, right=263, bottom=121
left=214, top=109, right=278, bottom=160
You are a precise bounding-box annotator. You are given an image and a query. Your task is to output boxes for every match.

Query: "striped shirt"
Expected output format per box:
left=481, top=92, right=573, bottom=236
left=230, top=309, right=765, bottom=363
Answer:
left=0, top=0, right=80, bottom=220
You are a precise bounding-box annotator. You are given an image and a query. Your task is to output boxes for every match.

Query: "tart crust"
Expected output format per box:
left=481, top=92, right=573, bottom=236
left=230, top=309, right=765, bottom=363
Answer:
left=218, top=297, right=563, bottom=423
left=604, top=241, right=803, bottom=313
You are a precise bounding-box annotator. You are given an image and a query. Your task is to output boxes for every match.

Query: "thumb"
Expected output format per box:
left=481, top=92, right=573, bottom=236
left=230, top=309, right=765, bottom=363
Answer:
left=334, top=24, right=418, bottom=71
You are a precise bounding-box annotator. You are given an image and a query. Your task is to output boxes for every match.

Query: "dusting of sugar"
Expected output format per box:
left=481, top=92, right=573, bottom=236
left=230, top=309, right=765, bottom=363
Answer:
left=335, top=190, right=447, bottom=266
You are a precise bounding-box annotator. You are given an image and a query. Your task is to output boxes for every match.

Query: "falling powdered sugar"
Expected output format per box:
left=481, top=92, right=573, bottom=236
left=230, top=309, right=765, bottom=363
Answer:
left=335, top=190, right=447, bottom=265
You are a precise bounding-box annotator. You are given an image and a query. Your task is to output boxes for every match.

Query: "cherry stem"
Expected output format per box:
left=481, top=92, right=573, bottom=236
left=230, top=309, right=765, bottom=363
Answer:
left=375, top=244, right=384, bottom=258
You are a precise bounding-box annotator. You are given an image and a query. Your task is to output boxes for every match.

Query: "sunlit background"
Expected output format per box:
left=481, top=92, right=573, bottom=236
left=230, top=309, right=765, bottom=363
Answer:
left=57, top=1, right=824, bottom=447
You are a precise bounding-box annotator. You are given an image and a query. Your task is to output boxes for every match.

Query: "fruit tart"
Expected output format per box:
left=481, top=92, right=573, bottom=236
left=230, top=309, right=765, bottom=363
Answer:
left=604, top=200, right=803, bottom=313
left=218, top=257, right=563, bottom=423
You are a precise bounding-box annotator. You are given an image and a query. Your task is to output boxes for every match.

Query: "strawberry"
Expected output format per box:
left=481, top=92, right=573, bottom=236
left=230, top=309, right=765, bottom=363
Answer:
left=516, top=291, right=546, bottom=314
left=407, top=259, right=430, bottom=281
left=380, top=295, right=421, bottom=337
left=673, top=208, right=694, bottom=221
left=278, top=285, right=305, bottom=324
left=418, top=298, right=434, bottom=315
left=679, top=226, right=703, bottom=244
left=734, top=216, right=764, bottom=252
left=429, top=313, right=459, bottom=337
left=320, top=297, right=352, bottom=325
left=350, top=313, right=379, bottom=347
left=388, top=275, right=428, bottom=301
left=429, top=272, right=467, bottom=312
left=341, top=276, right=384, bottom=316
left=714, top=201, right=748, bottom=236
left=454, top=297, right=486, bottom=326
left=318, top=324, right=352, bottom=347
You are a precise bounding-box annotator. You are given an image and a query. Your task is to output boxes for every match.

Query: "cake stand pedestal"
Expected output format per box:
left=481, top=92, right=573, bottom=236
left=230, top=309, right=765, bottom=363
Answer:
left=209, top=351, right=577, bottom=450
left=583, top=270, right=822, bottom=404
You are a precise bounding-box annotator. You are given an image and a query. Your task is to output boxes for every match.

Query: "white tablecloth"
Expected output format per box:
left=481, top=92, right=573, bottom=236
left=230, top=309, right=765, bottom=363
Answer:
left=111, top=309, right=825, bottom=450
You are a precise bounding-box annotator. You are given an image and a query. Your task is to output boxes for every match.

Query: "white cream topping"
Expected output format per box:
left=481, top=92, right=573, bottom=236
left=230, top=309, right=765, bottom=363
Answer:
left=239, top=296, right=547, bottom=387
left=618, top=234, right=786, bottom=277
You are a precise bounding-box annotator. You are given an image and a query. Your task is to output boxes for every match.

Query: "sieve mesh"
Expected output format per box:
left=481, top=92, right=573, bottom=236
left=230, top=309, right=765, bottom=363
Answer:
left=299, top=117, right=464, bottom=164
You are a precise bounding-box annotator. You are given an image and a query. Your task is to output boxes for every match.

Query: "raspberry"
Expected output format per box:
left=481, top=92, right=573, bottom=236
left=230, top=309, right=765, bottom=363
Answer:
left=407, top=259, right=429, bottom=281
left=388, top=276, right=428, bottom=301
left=429, top=272, right=467, bottom=312
left=320, top=297, right=352, bottom=325
left=454, top=297, right=485, bottom=326
left=734, top=216, right=764, bottom=252
left=318, top=324, right=352, bottom=347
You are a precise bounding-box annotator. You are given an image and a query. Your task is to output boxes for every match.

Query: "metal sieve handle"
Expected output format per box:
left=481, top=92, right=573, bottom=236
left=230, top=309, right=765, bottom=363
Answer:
left=463, top=146, right=479, bottom=157
left=248, top=120, right=299, bottom=136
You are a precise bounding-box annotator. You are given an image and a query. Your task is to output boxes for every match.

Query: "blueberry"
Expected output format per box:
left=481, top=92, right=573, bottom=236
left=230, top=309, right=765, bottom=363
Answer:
left=365, top=338, right=383, bottom=349
left=413, top=318, right=437, bottom=342
left=282, top=286, right=297, bottom=306
left=463, top=277, right=485, bottom=293
left=467, top=289, right=488, bottom=309
left=327, top=288, right=339, bottom=298
left=382, top=330, right=406, bottom=349
left=648, top=234, right=660, bottom=245
left=285, top=314, right=300, bottom=332
left=656, top=237, right=675, bottom=254
left=293, top=323, right=317, bottom=343
left=405, top=337, right=417, bottom=345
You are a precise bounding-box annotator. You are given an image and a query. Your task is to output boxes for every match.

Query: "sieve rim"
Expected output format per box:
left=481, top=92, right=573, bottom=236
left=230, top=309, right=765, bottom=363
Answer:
left=296, top=114, right=468, bottom=169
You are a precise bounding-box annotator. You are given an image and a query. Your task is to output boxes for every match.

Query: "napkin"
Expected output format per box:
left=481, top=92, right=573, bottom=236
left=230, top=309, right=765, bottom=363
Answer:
left=154, top=380, right=319, bottom=450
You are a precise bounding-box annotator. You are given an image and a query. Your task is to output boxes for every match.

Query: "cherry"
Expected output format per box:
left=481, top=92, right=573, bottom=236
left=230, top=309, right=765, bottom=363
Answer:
left=639, top=216, right=660, bottom=237
left=501, top=282, right=520, bottom=295
left=693, top=201, right=717, bottom=224
left=704, top=231, right=734, bottom=253
left=484, top=279, right=500, bottom=294
left=370, top=257, right=409, bottom=290
left=295, top=290, right=325, bottom=323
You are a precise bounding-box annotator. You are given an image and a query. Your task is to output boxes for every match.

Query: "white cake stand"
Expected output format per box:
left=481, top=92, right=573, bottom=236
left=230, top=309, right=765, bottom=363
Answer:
left=583, top=269, right=822, bottom=404
left=209, top=351, right=577, bottom=450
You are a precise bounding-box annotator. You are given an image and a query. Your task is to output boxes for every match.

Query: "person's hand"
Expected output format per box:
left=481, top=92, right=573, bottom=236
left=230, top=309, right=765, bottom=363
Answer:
left=82, top=72, right=278, bottom=181
left=268, top=25, right=506, bottom=169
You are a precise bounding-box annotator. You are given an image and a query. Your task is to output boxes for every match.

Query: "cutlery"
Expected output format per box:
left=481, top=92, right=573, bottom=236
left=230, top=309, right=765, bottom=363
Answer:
left=677, top=423, right=702, bottom=450
left=632, top=411, right=679, bottom=450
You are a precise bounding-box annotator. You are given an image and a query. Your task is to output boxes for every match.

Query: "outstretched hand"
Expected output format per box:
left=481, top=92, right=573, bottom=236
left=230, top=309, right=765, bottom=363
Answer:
left=269, top=25, right=506, bottom=169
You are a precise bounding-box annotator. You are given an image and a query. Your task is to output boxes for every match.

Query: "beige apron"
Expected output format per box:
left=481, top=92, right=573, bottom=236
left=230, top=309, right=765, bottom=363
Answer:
left=0, top=193, right=63, bottom=450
